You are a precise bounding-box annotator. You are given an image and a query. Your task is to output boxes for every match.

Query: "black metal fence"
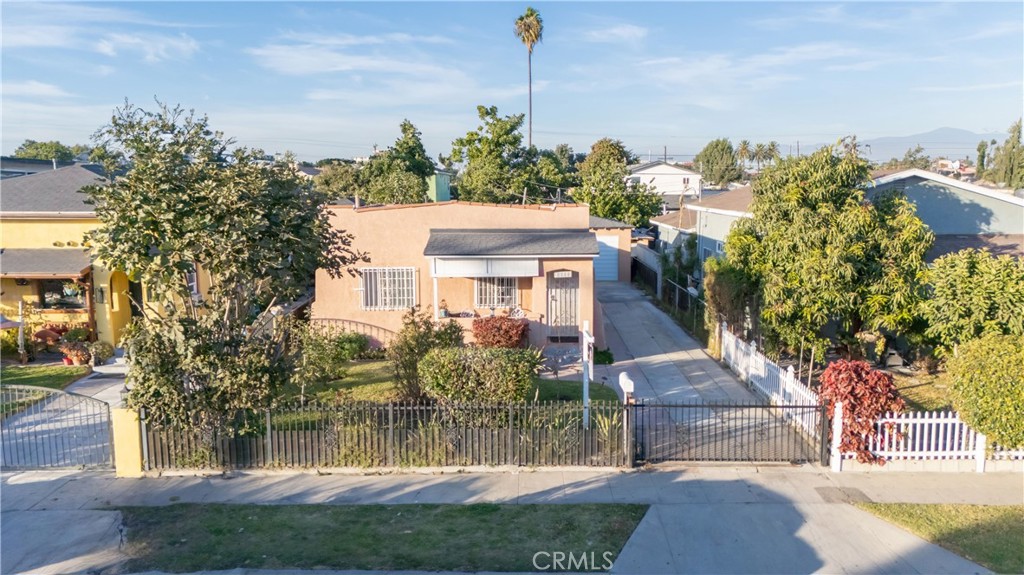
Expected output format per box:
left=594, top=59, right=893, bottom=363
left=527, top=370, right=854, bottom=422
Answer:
left=1, top=385, right=113, bottom=469
left=630, top=257, right=659, bottom=294
left=634, top=400, right=827, bottom=464
left=658, top=278, right=709, bottom=345
left=143, top=401, right=629, bottom=470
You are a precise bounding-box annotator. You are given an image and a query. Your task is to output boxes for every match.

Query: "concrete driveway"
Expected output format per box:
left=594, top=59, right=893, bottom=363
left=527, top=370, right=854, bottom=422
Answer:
left=595, top=282, right=754, bottom=403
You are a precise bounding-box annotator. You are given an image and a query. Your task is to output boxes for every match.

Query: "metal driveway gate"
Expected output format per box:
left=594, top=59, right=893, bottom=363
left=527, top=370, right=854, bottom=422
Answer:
left=1, top=385, right=113, bottom=469
left=634, top=400, right=828, bottom=464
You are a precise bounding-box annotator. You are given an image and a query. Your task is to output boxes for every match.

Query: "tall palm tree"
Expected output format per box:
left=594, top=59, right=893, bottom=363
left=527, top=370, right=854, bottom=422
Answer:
left=767, top=141, right=781, bottom=165
left=737, top=140, right=751, bottom=169
left=753, top=143, right=767, bottom=171
left=515, top=7, right=543, bottom=149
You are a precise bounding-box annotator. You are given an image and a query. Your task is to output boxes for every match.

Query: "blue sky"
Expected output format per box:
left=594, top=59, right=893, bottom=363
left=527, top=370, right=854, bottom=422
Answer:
left=2, top=1, right=1021, bottom=163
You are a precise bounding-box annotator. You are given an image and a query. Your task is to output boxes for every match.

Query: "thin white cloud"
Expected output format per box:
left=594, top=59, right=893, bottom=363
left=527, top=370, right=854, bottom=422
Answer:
left=2, top=25, right=78, bottom=49
left=752, top=5, right=895, bottom=31
left=914, top=81, right=1023, bottom=93
left=583, top=24, right=648, bottom=43
left=2, top=81, right=74, bottom=98
left=96, top=33, right=199, bottom=63
left=955, top=21, right=1023, bottom=42
left=247, top=43, right=450, bottom=77
left=279, top=31, right=454, bottom=46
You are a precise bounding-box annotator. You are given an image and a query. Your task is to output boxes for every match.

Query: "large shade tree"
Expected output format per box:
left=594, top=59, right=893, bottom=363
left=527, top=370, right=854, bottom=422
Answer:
left=714, top=141, right=934, bottom=356
left=85, top=101, right=362, bottom=437
left=514, top=7, right=543, bottom=149
left=693, top=138, right=742, bottom=186
left=572, top=138, right=661, bottom=226
left=448, top=105, right=539, bottom=203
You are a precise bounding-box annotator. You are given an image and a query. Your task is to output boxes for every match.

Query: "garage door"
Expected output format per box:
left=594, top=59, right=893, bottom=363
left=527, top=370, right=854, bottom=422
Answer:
left=595, top=236, right=619, bottom=281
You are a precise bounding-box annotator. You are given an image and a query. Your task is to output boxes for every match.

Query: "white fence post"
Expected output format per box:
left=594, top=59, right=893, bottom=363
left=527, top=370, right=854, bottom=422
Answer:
left=830, top=401, right=844, bottom=472
left=975, top=433, right=987, bottom=473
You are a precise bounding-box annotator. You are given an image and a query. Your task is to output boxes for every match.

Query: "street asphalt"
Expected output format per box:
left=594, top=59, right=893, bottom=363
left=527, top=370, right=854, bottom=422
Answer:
left=2, top=283, right=1020, bottom=574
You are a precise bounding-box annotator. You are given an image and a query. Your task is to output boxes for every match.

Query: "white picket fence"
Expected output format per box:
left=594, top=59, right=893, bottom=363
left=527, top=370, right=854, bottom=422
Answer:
left=718, top=324, right=1023, bottom=470
left=720, top=326, right=820, bottom=439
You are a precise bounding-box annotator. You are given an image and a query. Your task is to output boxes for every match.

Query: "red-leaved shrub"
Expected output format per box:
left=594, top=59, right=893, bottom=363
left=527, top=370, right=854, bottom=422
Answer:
left=818, top=360, right=906, bottom=465
left=471, top=316, right=529, bottom=348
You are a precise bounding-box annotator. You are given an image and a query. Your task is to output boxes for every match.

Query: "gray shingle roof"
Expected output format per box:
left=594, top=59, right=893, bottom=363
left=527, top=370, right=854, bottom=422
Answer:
left=424, top=229, right=598, bottom=257
left=0, top=248, right=92, bottom=278
left=589, top=215, right=631, bottom=229
left=1, top=164, right=106, bottom=214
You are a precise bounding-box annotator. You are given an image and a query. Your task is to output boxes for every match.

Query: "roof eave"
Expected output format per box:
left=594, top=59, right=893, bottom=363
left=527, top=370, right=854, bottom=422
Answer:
left=1, top=211, right=97, bottom=219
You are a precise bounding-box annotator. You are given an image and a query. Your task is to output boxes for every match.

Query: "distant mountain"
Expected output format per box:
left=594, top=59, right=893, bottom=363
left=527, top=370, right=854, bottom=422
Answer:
left=860, top=127, right=1008, bottom=162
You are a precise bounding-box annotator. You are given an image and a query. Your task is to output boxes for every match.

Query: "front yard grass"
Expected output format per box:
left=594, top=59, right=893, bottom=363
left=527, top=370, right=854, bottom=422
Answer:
left=888, top=370, right=954, bottom=411
left=0, top=364, right=91, bottom=390
left=119, top=503, right=647, bottom=573
left=298, top=359, right=620, bottom=404
left=855, top=503, right=1023, bottom=574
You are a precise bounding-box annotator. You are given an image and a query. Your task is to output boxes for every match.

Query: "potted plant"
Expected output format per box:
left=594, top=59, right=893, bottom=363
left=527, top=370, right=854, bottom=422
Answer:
left=59, top=341, right=91, bottom=366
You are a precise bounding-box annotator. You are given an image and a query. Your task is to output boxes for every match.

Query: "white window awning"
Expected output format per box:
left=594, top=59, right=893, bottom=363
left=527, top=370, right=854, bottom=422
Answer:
left=431, top=258, right=539, bottom=278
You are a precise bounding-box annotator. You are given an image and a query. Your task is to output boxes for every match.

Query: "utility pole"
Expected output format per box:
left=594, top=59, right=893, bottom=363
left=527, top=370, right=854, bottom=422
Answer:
left=797, top=141, right=800, bottom=157
left=663, top=146, right=668, bottom=162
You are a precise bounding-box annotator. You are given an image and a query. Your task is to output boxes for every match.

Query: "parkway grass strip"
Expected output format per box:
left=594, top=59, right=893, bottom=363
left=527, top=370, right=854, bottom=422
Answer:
left=856, top=503, right=1024, bottom=574
left=119, top=502, right=648, bottom=573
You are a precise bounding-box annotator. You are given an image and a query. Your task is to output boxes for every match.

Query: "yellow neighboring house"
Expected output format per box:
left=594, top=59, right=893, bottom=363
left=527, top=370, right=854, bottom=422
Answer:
left=0, top=164, right=197, bottom=347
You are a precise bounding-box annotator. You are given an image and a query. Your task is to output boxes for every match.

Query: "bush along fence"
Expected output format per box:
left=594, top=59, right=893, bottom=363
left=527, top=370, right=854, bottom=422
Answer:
left=138, top=401, right=630, bottom=471
left=719, top=324, right=1024, bottom=472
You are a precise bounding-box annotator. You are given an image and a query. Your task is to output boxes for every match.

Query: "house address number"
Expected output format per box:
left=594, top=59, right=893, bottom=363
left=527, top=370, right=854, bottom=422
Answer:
left=553, top=271, right=573, bottom=278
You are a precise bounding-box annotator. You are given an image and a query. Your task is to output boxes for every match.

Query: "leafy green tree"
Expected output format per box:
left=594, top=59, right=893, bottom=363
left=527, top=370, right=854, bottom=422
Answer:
left=947, top=334, right=1024, bottom=448
left=449, top=105, right=539, bottom=203
left=363, top=163, right=429, bottom=205
left=882, top=145, right=930, bottom=170
left=13, top=139, right=79, bottom=162
left=391, top=119, right=435, bottom=179
left=572, top=138, right=661, bottom=226
left=514, top=7, right=543, bottom=149
left=766, top=141, right=781, bottom=164
left=976, top=140, right=989, bottom=178
left=919, top=248, right=1024, bottom=354
left=989, top=119, right=1024, bottom=188
left=537, top=147, right=578, bottom=194
left=694, top=138, right=742, bottom=185
left=714, top=141, right=934, bottom=355
left=313, top=161, right=360, bottom=202
left=84, top=101, right=362, bottom=436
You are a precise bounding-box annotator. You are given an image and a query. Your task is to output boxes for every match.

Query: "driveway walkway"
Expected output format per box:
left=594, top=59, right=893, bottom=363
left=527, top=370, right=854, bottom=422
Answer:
left=594, top=282, right=753, bottom=403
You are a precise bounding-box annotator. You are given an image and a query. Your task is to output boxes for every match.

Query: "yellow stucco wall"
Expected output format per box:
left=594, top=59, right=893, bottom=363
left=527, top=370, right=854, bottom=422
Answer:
left=110, top=407, right=144, bottom=478
left=2, top=218, right=138, bottom=346
left=312, top=202, right=600, bottom=347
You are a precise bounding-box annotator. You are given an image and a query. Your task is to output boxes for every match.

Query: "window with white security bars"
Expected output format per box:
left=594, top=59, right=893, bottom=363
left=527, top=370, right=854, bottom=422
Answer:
left=359, top=267, right=416, bottom=310
left=475, top=277, right=518, bottom=308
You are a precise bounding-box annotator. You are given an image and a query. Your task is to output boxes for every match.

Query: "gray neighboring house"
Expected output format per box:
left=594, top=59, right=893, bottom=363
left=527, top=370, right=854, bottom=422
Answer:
left=867, top=169, right=1024, bottom=260
left=684, top=185, right=753, bottom=276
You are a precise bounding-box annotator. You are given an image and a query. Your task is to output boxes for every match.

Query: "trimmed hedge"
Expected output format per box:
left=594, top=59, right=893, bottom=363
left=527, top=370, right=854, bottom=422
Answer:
left=471, top=316, right=529, bottom=348
left=947, top=334, right=1024, bottom=449
left=419, top=347, right=543, bottom=404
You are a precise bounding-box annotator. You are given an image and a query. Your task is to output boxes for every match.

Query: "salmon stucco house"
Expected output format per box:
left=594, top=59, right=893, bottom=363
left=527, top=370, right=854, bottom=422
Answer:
left=312, top=202, right=620, bottom=348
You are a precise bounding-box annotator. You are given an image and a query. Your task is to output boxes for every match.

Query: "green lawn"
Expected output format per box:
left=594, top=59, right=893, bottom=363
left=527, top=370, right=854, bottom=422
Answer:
left=119, top=503, right=647, bottom=573
left=889, top=371, right=954, bottom=411
left=856, top=503, right=1023, bottom=574
left=296, top=359, right=620, bottom=404
left=0, top=364, right=92, bottom=390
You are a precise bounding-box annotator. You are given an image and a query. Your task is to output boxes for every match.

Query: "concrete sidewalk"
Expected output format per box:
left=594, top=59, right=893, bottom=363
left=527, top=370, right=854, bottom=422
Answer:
left=3, top=466, right=1019, bottom=574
